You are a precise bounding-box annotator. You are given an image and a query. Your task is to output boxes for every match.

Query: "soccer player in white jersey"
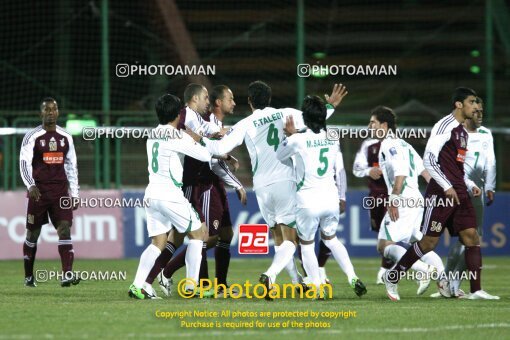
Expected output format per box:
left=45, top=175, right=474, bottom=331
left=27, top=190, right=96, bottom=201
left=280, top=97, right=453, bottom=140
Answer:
left=194, top=81, right=347, bottom=299
left=128, top=94, right=211, bottom=299
left=369, top=107, right=445, bottom=299
left=444, top=97, right=497, bottom=297
left=276, top=96, right=367, bottom=297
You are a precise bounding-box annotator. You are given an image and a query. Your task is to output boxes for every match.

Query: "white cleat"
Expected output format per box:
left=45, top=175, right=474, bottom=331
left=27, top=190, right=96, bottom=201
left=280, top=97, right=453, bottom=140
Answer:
left=383, top=272, right=400, bottom=301
left=437, top=279, right=451, bottom=298
left=430, top=292, right=442, bottom=298
left=417, top=266, right=434, bottom=296
left=157, top=270, right=173, bottom=297
left=142, top=282, right=162, bottom=299
left=462, top=290, right=500, bottom=300
left=376, top=267, right=386, bottom=285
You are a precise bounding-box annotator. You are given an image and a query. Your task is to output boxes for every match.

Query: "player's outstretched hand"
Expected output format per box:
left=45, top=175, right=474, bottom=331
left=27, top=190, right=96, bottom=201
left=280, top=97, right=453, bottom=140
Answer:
left=226, top=155, right=239, bottom=172
left=325, top=83, right=348, bottom=108
left=28, top=185, right=41, bottom=202
left=445, top=187, right=460, bottom=205
left=471, top=185, right=482, bottom=198
left=486, top=190, right=495, bottom=206
left=236, top=187, right=247, bottom=206
left=283, top=116, right=297, bottom=137
left=368, top=167, right=382, bottom=180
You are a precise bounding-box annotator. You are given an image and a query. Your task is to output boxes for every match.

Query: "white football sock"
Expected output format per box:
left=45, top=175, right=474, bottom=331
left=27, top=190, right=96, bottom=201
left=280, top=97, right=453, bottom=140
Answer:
left=445, top=240, right=465, bottom=273
left=421, top=251, right=445, bottom=275
left=185, top=239, right=203, bottom=290
left=264, top=240, right=296, bottom=279
left=319, top=267, right=327, bottom=283
left=133, top=244, right=161, bottom=288
left=383, top=244, right=429, bottom=273
left=323, top=237, right=357, bottom=284
left=300, top=243, right=321, bottom=289
left=285, top=256, right=300, bottom=283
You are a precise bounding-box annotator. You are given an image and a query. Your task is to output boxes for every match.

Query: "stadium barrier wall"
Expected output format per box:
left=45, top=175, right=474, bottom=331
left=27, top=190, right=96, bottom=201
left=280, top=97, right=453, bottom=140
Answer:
left=0, top=190, right=508, bottom=259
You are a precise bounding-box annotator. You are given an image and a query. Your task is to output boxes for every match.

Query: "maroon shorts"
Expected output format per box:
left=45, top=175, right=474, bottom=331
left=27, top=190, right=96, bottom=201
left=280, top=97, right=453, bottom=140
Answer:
left=421, top=193, right=476, bottom=237
left=183, top=183, right=232, bottom=236
left=26, top=190, right=73, bottom=231
left=370, top=193, right=387, bottom=232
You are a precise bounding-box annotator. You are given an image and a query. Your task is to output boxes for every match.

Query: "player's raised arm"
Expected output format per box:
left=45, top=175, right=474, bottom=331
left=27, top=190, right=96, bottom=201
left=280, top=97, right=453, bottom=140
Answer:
left=324, top=83, right=348, bottom=119
left=62, top=131, right=80, bottom=198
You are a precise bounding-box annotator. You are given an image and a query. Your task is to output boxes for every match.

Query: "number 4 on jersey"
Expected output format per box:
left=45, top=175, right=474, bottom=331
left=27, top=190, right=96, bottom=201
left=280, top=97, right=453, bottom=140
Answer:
left=267, top=123, right=280, bottom=151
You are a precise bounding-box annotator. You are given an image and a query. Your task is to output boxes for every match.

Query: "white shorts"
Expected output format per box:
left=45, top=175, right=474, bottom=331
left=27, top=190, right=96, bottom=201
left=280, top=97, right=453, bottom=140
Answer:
left=296, top=204, right=339, bottom=242
left=254, top=180, right=296, bottom=228
left=378, top=206, right=424, bottom=243
left=144, top=197, right=202, bottom=237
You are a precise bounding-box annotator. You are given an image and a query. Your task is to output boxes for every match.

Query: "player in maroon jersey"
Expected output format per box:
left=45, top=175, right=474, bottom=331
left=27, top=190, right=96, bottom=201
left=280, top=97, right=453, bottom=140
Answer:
left=383, top=87, right=499, bottom=300
left=19, top=98, right=80, bottom=287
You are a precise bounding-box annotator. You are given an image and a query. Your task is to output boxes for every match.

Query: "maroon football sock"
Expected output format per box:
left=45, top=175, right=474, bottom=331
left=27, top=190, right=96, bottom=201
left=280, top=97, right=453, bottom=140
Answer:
left=163, top=247, right=187, bottom=278
left=58, top=238, right=74, bottom=273
left=465, top=245, right=482, bottom=293
left=318, top=240, right=331, bottom=267
left=146, top=242, right=176, bottom=284
left=215, top=241, right=231, bottom=285
left=381, top=256, right=394, bottom=269
left=199, top=244, right=209, bottom=281
left=23, top=239, right=37, bottom=278
left=389, top=242, right=424, bottom=283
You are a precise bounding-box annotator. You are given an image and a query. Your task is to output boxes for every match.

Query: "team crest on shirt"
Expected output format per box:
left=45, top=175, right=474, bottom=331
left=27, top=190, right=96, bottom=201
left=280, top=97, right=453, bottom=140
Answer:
left=60, top=138, right=65, bottom=147
left=213, top=220, right=220, bottom=230
left=482, top=141, right=488, bottom=150
left=49, top=137, right=57, bottom=151
left=389, top=147, right=397, bottom=156
left=40, top=140, right=46, bottom=147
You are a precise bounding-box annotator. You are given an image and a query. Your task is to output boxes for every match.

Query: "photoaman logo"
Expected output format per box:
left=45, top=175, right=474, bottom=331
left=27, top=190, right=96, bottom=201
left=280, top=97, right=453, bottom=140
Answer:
left=238, top=224, right=269, bottom=254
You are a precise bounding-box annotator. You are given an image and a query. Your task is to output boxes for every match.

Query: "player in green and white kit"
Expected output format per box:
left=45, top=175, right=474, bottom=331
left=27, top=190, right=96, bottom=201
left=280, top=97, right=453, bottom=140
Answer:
left=444, top=98, right=497, bottom=297
left=128, top=94, right=211, bottom=299
left=276, top=96, right=367, bottom=297
left=197, top=81, right=347, bottom=298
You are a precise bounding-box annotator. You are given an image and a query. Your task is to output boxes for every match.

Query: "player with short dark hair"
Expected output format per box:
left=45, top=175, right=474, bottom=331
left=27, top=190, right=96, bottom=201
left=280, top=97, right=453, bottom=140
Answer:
left=383, top=87, right=499, bottom=300
left=20, top=97, right=80, bottom=287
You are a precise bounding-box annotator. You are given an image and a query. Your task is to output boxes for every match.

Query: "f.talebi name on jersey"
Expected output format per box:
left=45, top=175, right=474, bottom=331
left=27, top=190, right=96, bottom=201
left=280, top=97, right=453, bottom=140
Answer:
left=252, top=112, right=283, bottom=127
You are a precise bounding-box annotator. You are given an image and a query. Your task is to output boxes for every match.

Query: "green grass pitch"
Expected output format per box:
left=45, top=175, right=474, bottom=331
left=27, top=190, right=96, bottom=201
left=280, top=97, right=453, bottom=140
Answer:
left=1, top=257, right=508, bottom=339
